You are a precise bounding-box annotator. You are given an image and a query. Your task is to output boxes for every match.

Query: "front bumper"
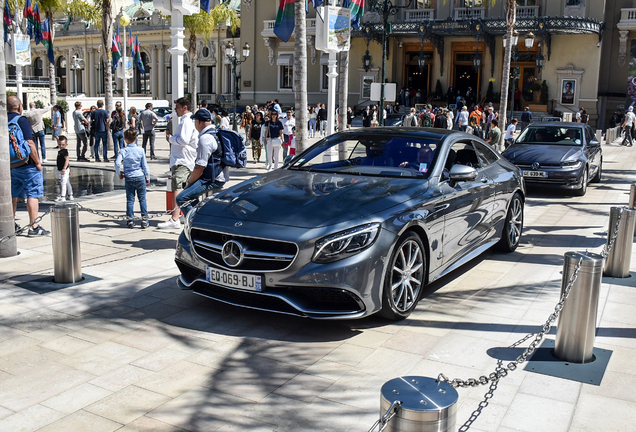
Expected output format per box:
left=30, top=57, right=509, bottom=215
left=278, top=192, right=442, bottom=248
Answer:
left=515, top=164, right=585, bottom=189
left=175, top=218, right=395, bottom=319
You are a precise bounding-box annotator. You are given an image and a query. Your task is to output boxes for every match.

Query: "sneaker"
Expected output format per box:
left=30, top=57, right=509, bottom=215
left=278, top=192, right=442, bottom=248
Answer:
left=141, top=220, right=149, bottom=229
left=94, top=158, right=102, bottom=162
left=127, top=221, right=135, bottom=229
left=28, top=225, right=50, bottom=236
left=55, top=196, right=66, bottom=202
left=157, top=218, right=181, bottom=229
left=67, top=196, right=74, bottom=201
left=81, top=157, right=91, bottom=162
left=15, top=222, right=20, bottom=233
left=103, top=158, right=110, bottom=163
left=42, top=158, right=48, bottom=163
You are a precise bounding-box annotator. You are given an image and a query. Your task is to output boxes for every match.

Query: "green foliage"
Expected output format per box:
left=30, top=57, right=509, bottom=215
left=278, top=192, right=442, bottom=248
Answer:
left=486, top=81, right=494, bottom=102
left=434, top=80, right=443, bottom=99
left=540, top=80, right=548, bottom=105
left=43, top=117, right=52, bottom=129
left=7, top=91, right=17, bottom=97
left=56, top=99, right=69, bottom=113
left=65, top=0, right=101, bottom=29
left=34, top=100, right=45, bottom=109
left=210, top=3, right=240, bottom=36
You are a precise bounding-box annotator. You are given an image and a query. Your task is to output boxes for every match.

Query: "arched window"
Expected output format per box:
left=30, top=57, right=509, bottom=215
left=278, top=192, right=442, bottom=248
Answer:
left=56, top=56, right=67, bottom=94
left=33, top=58, right=43, bottom=77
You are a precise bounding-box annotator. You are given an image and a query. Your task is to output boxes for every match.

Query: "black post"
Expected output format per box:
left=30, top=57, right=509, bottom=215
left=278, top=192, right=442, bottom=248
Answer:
left=232, top=59, right=238, bottom=131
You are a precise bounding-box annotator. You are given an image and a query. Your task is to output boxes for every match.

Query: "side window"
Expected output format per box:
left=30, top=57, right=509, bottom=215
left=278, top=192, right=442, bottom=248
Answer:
left=447, top=141, right=480, bottom=169
left=473, top=141, right=499, bottom=167
left=586, top=126, right=597, bottom=143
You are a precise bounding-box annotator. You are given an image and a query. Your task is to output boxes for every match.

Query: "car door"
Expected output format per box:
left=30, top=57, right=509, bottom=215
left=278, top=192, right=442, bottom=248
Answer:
left=473, top=140, right=508, bottom=229
left=438, top=140, right=495, bottom=265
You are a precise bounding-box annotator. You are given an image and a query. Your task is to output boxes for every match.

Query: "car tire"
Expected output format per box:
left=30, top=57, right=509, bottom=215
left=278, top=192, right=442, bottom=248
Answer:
left=591, top=159, right=602, bottom=183
left=497, top=192, right=524, bottom=253
left=575, top=167, right=588, bottom=196
left=379, top=232, right=426, bottom=321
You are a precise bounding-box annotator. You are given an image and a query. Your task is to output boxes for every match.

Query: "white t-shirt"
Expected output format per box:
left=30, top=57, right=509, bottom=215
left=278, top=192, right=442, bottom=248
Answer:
left=196, top=125, right=228, bottom=183
left=220, top=116, right=230, bottom=130
left=625, top=112, right=635, bottom=126
left=505, top=124, right=516, bottom=140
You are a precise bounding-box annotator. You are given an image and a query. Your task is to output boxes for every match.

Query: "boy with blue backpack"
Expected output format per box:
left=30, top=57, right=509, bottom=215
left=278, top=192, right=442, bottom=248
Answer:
left=176, top=109, right=247, bottom=216
left=8, top=96, right=50, bottom=236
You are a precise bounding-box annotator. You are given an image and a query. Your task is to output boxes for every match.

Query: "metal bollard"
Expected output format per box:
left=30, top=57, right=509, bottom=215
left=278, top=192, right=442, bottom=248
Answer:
left=630, top=184, right=636, bottom=209
left=379, top=376, right=458, bottom=432
left=51, top=204, right=82, bottom=283
left=554, top=251, right=604, bottom=363
left=604, top=207, right=636, bottom=278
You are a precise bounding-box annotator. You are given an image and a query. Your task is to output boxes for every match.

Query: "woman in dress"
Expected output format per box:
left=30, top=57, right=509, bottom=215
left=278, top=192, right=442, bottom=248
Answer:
left=371, top=105, right=379, bottom=127
left=128, top=106, right=139, bottom=130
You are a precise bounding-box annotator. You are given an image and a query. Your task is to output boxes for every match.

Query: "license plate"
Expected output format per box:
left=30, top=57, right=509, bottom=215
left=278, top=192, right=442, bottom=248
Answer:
left=206, top=267, right=262, bottom=292
left=523, top=170, right=547, bottom=178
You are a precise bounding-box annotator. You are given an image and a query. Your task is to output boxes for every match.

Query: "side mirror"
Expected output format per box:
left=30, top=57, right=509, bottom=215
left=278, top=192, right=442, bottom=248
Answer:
left=589, top=139, right=600, bottom=147
left=449, top=164, right=478, bottom=182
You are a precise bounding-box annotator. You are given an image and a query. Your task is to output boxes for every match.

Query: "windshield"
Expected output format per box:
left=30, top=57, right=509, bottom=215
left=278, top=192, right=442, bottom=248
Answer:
left=288, top=134, right=441, bottom=178
left=153, top=107, right=172, bottom=117
left=516, top=126, right=583, bottom=146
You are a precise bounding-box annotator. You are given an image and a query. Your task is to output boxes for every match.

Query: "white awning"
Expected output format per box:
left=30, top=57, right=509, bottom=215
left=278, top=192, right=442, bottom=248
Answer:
left=277, top=53, right=293, bottom=66
left=320, top=52, right=329, bottom=65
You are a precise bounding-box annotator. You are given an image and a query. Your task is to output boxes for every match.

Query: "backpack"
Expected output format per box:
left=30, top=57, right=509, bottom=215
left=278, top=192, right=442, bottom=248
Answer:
left=581, top=114, right=588, bottom=123
left=9, top=116, right=31, bottom=169
left=216, top=128, right=247, bottom=169
left=421, top=112, right=432, bottom=127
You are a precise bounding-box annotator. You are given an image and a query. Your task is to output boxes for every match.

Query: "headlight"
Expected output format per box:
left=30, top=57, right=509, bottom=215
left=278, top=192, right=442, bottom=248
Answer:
left=561, top=160, right=582, bottom=169
left=312, top=223, right=381, bottom=263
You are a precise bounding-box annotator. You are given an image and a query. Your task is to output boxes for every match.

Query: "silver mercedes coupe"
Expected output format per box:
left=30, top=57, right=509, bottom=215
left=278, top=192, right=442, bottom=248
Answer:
left=175, top=128, right=525, bottom=320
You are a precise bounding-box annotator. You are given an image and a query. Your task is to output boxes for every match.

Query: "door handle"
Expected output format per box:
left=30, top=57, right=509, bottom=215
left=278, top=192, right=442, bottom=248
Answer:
left=480, top=177, right=489, bottom=183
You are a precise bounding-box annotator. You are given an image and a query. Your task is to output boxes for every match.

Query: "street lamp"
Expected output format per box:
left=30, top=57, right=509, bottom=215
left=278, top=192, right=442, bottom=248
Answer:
left=70, top=55, right=83, bottom=96
left=504, top=31, right=520, bottom=124
left=225, top=41, right=250, bottom=131
left=418, top=51, right=427, bottom=73
left=362, top=50, right=372, bottom=72
left=118, top=10, right=131, bottom=117
left=536, top=50, right=545, bottom=72
left=472, top=51, right=482, bottom=72
left=369, top=0, right=413, bottom=126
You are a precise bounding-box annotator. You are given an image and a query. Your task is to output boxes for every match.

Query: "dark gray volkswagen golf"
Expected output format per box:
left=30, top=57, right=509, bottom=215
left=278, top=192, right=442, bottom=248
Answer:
left=501, top=122, right=602, bottom=196
left=175, top=128, right=525, bottom=320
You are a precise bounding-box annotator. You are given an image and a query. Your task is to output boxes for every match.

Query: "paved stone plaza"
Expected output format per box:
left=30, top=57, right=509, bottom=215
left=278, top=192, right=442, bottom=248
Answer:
left=1, top=133, right=635, bottom=432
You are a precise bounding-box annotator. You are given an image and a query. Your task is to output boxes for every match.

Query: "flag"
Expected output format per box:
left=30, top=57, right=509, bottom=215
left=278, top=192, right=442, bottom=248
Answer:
left=24, top=0, right=34, bottom=39
left=134, top=34, right=144, bottom=73
left=115, top=25, right=121, bottom=51
left=274, top=0, right=295, bottom=43
left=128, top=27, right=133, bottom=49
left=306, top=0, right=324, bottom=12
left=200, top=0, right=210, bottom=13
left=4, top=0, right=12, bottom=44
left=32, top=0, right=42, bottom=44
left=349, top=0, right=364, bottom=30
left=41, top=16, right=54, bottom=63
left=112, top=33, right=121, bottom=71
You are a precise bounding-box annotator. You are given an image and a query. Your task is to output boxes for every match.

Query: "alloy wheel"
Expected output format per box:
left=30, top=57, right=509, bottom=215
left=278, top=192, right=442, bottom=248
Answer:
left=508, top=197, right=523, bottom=247
left=389, top=239, right=424, bottom=313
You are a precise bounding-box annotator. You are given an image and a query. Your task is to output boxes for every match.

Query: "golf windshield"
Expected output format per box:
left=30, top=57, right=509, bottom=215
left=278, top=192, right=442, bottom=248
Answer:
left=516, top=126, right=583, bottom=146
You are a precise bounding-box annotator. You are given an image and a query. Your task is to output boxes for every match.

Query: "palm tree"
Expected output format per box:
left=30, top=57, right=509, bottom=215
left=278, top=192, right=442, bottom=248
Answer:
left=294, top=0, right=308, bottom=152
left=498, top=0, right=516, bottom=151
left=184, top=4, right=238, bottom=105
left=0, top=6, right=17, bottom=257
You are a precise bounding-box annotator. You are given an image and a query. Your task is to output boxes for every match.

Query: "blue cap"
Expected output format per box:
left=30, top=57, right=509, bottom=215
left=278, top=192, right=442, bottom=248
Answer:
left=192, top=108, right=212, bottom=122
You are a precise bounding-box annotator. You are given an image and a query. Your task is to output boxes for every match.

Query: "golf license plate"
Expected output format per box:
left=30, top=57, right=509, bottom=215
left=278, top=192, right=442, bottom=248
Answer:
left=206, top=267, right=262, bottom=292
left=523, top=170, right=547, bottom=178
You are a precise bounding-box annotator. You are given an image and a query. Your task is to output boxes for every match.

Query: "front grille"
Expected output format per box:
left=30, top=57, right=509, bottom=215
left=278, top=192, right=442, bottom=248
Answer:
left=191, top=228, right=298, bottom=272
left=515, top=163, right=562, bottom=169
left=192, top=281, right=364, bottom=317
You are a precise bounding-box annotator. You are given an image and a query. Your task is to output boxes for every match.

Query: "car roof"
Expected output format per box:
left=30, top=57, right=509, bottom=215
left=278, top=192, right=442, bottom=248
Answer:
left=526, top=122, right=584, bottom=128
left=336, top=127, right=459, bottom=139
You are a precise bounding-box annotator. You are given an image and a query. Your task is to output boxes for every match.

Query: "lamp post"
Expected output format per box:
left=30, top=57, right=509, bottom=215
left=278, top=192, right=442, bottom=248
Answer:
left=504, top=31, right=535, bottom=124
left=369, top=0, right=413, bottom=126
left=225, top=42, right=250, bottom=132
left=118, top=10, right=131, bottom=118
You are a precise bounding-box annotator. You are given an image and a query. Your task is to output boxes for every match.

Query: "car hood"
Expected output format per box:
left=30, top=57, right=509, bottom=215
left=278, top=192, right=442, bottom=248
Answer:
left=197, top=170, right=429, bottom=228
left=503, top=144, right=583, bottom=164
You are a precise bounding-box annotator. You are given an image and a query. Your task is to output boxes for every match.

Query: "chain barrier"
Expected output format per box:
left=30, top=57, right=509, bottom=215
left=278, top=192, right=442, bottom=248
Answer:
left=0, top=198, right=200, bottom=244
left=439, top=209, right=625, bottom=391
left=367, top=400, right=402, bottom=432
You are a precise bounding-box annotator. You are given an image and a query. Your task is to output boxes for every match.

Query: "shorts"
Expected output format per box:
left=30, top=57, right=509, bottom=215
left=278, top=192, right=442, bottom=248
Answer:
left=171, top=165, right=192, bottom=191
left=53, top=126, right=62, bottom=138
left=11, top=164, right=43, bottom=199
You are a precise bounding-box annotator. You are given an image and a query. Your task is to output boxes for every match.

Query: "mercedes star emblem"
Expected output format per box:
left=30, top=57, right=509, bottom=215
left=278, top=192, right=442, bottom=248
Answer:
left=531, top=162, right=540, bottom=170
left=235, top=222, right=242, bottom=227
left=222, top=240, right=244, bottom=267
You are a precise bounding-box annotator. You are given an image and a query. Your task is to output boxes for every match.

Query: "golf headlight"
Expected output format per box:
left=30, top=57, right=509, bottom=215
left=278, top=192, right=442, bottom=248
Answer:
left=561, top=160, right=582, bottom=169
left=313, top=223, right=381, bottom=263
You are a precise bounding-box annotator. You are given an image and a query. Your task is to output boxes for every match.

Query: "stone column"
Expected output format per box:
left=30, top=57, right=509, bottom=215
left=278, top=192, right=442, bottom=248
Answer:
left=88, top=49, right=96, bottom=97
left=159, top=45, right=167, bottom=99
left=151, top=45, right=159, bottom=97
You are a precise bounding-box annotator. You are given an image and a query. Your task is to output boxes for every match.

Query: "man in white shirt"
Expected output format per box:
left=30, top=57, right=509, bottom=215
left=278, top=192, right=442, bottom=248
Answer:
left=281, top=109, right=295, bottom=159
left=219, top=111, right=230, bottom=130
left=159, top=97, right=198, bottom=229
left=504, top=118, right=518, bottom=148
left=622, top=105, right=635, bottom=147
left=176, top=109, right=227, bottom=215
left=456, top=106, right=469, bottom=132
